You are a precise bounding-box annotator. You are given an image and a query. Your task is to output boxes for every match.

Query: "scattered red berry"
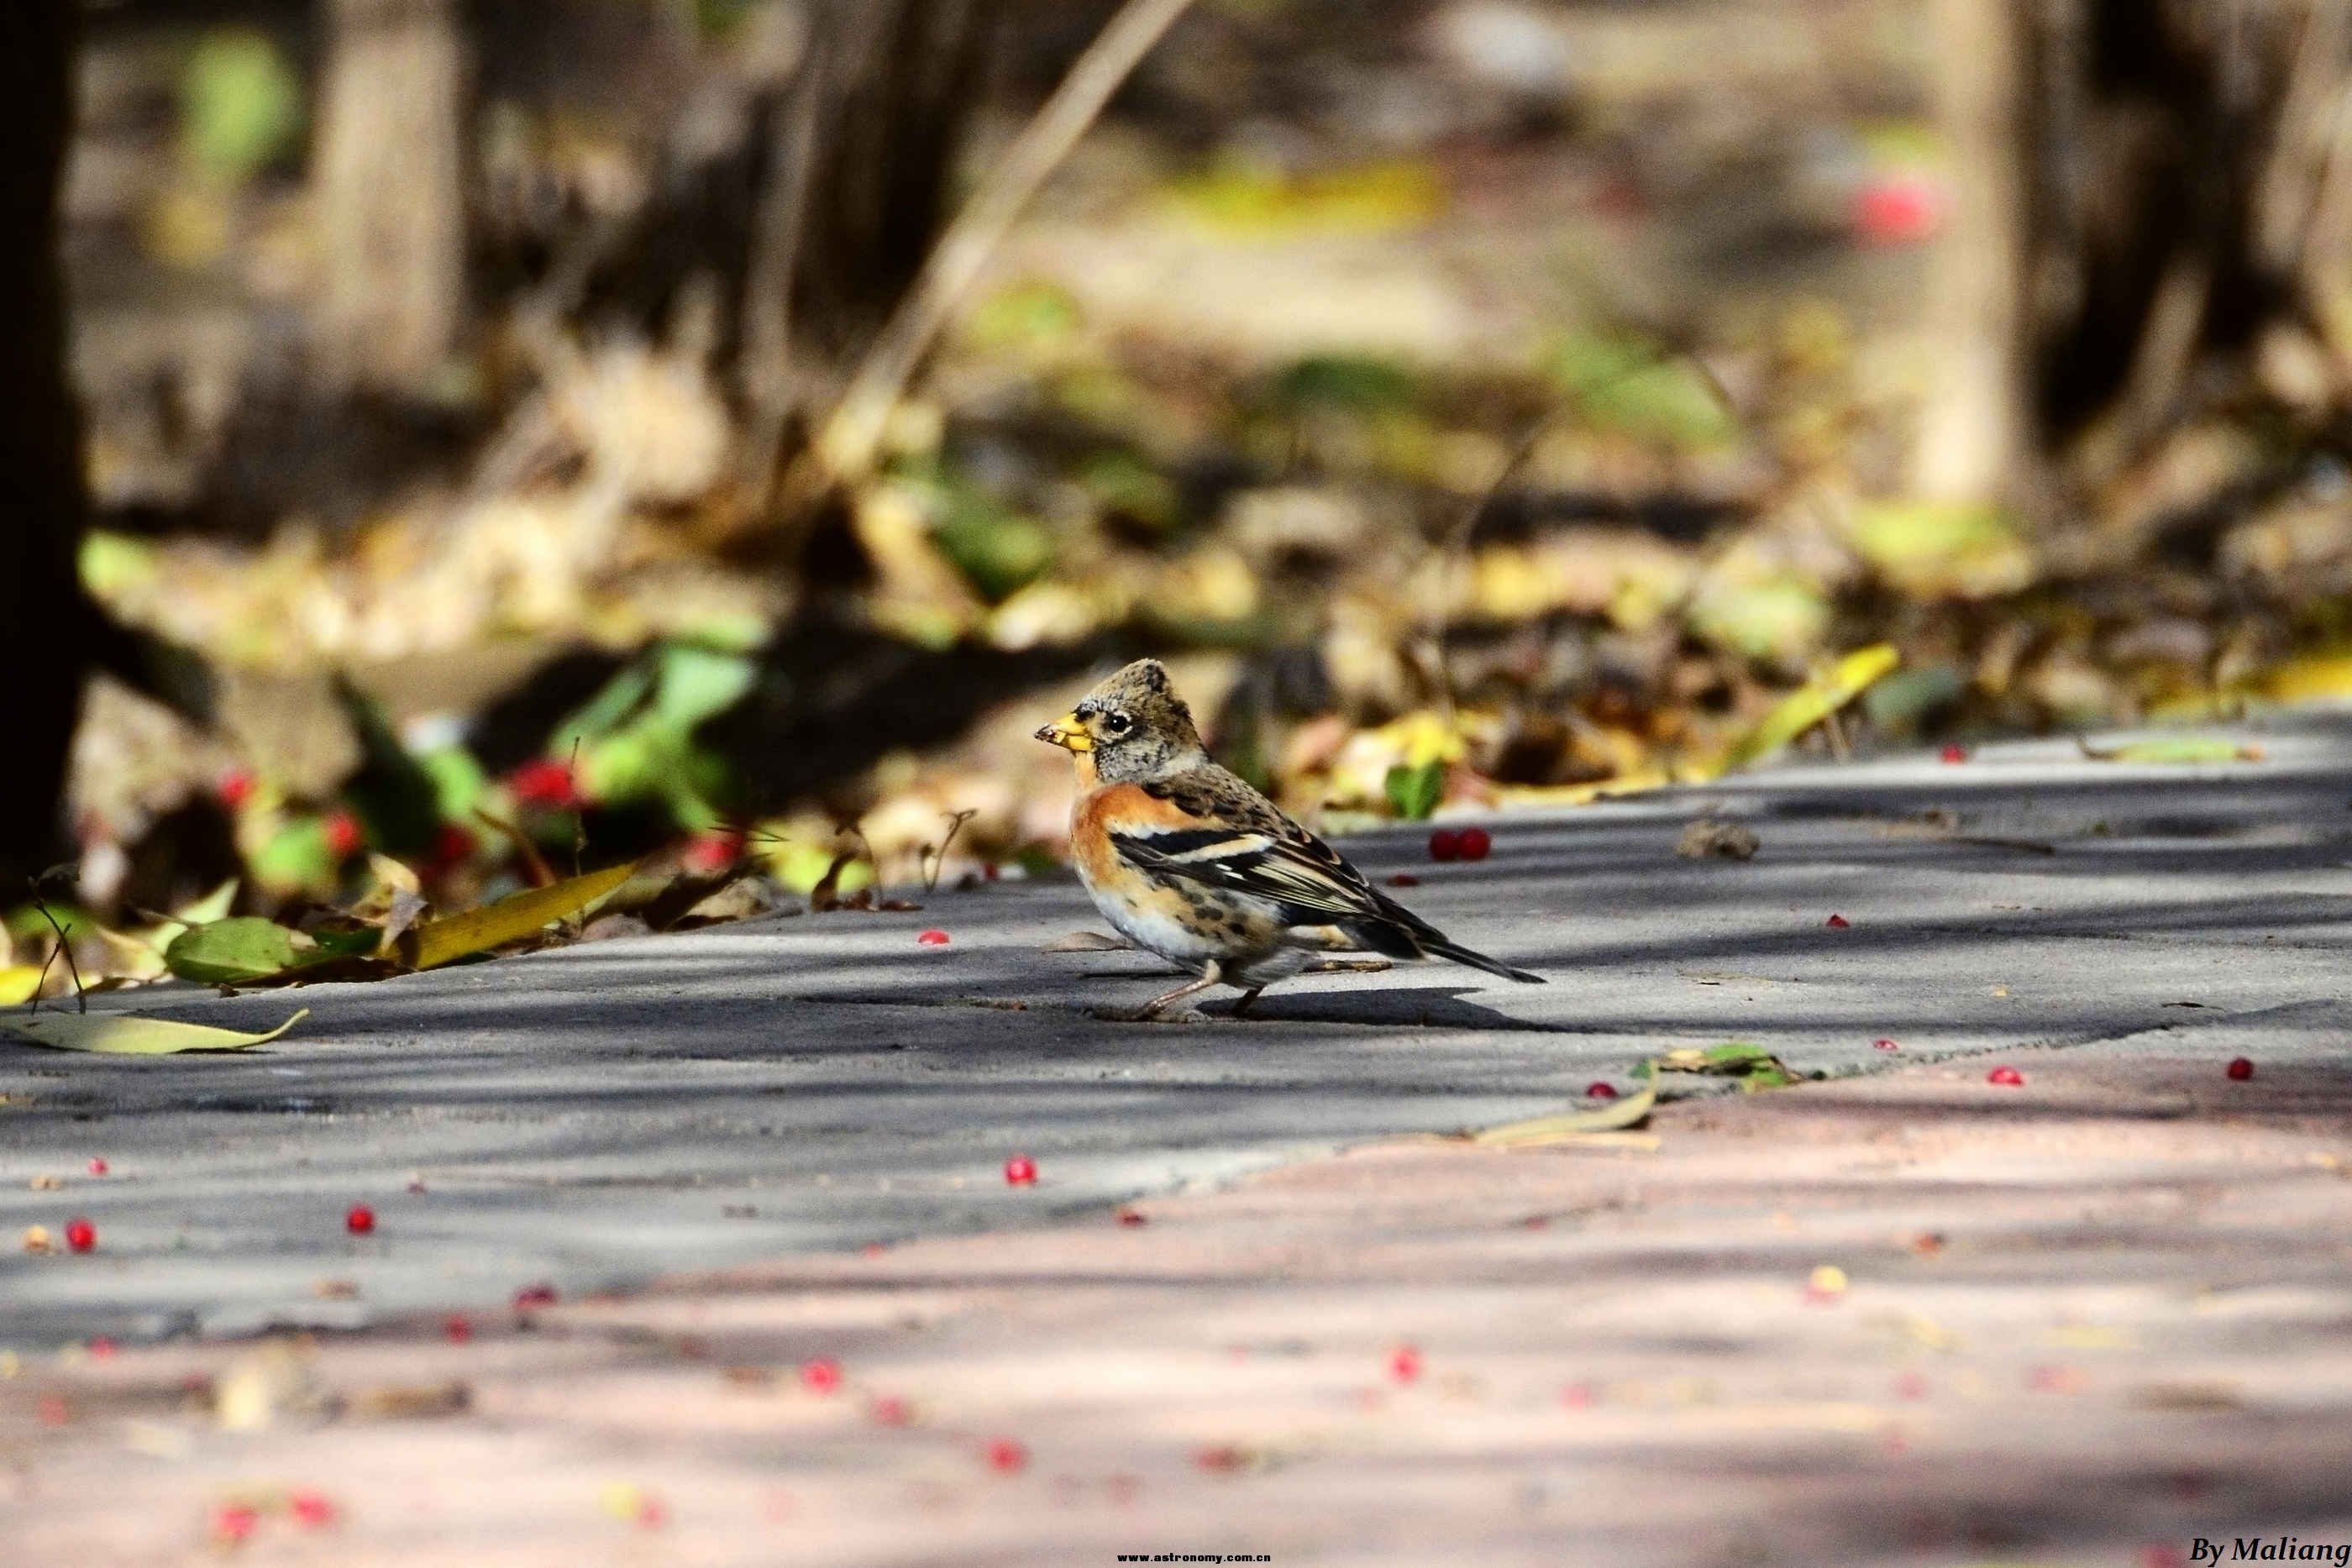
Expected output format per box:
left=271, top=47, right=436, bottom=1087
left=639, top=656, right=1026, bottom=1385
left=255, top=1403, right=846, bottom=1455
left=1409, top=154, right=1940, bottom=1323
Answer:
left=287, top=1491, right=338, bottom=1529
left=512, top=1282, right=558, bottom=1311
left=444, top=1314, right=472, bottom=1345
left=1428, top=829, right=1462, bottom=862
left=1193, top=1444, right=1247, bottom=1473
left=1115, top=1208, right=1147, bottom=1227
left=1987, top=1066, right=2024, bottom=1087
left=1385, top=873, right=1420, bottom=888
left=426, top=823, right=476, bottom=871
left=870, top=1394, right=911, bottom=1427
left=1585, top=1082, right=1619, bottom=1101
left=1825, top=913, right=1851, bottom=929
left=507, top=758, right=581, bottom=810
left=88, top=1336, right=116, bottom=1360
left=1003, top=1154, right=1037, bottom=1186
left=635, top=1494, right=668, bottom=1530
left=860, top=1241, right=886, bottom=1258
left=916, top=929, right=951, bottom=947
left=87, top=1157, right=108, bottom=1177
left=210, top=1503, right=260, bottom=1544
left=1894, top=1371, right=1928, bottom=1401
left=2226, top=1057, right=2254, bottom=1081
left=801, top=1356, right=843, bottom=1395
left=345, top=1204, right=375, bottom=1235
left=218, top=768, right=258, bottom=810
left=1455, top=826, right=1492, bottom=862
left=983, top=1436, right=1028, bottom=1474
left=2142, top=1546, right=2187, bottom=1568
left=1388, top=1345, right=1423, bottom=1384
left=64, top=1218, right=95, bottom=1253
left=36, top=1394, right=68, bottom=1426
left=982, top=862, right=1000, bottom=881
left=323, top=810, right=365, bottom=858
left=1560, top=1382, right=1593, bottom=1408
left=1873, top=1037, right=1898, bottom=1051
left=1940, top=743, right=1968, bottom=763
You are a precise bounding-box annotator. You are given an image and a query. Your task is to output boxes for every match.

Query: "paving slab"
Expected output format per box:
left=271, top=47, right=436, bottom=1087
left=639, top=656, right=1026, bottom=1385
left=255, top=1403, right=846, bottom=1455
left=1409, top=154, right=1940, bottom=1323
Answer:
left=3, top=717, right=2349, bottom=1350
left=7, top=1000, right=2352, bottom=1566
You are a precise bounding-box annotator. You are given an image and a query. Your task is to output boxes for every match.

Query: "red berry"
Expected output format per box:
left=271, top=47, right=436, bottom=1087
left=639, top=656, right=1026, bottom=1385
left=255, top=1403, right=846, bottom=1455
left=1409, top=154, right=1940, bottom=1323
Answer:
left=1193, top=1444, right=1246, bottom=1472
left=1585, top=1081, right=1619, bottom=1101
left=426, top=823, right=476, bottom=870
left=801, top=1356, right=843, bottom=1395
left=916, top=929, right=951, bottom=947
left=35, top=1394, right=68, bottom=1426
left=211, top=1503, right=260, bottom=1544
left=1987, top=1066, right=2024, bottom=1087
left=1004, top=1154, right=1037, bottom=1186
left=64, top=1218, right=95, bottom=1253
left=1873, top=1037, right=1898, bottom=1051
left=1116, top=1208, right=1147, bottom=1227
left=88, top=1336, right=115, bottom=1359
left=444, top=1314, right=472, bottom=1344
left=323, top=810, right=365, bottom=858
left=1388, top=1345, right=1422, bottom=1384
left=507, top=758, right=581, bottom=810
left=683, top=831, right=742, bottom=874
left=1851, top=172, right=1945, bottom=246
left=1427, top=829, right=1462, bottom=862
left=345, top=1204, right=375, bottom=1235
left=982, top=862, right=1000, bottom=881
left=1940, top=743, right=1968, bottom=763
left=860, top=1242, right=886, bottom=1258
left=1560, top=1382, right=1593, bottom=1408
left=1385, top=873, right=1420, bottom=888
left=2142, top=1547, right=2187, bottom=1568
left=513, top=1282, right=558, bottom=1310
left=1824, top=913, right=1851, bottom=929
left=870, top=1394, right=911, bottom=1427
left=288, top=1492, right=337, bottom=1529
left=984, top=1437, right=1028, bottom=1474
left=2226, top=1057, right=2253, bottom=1081
left=87, top=1158, right=108, bottom=1176
left=635, top=1494, right=667, bottom=1529
left=1894, top=1371, right=1928, bottom=1401
left=1455, top=826, right=1492, bottom=862
left=218, top=768, right=258, bottom=810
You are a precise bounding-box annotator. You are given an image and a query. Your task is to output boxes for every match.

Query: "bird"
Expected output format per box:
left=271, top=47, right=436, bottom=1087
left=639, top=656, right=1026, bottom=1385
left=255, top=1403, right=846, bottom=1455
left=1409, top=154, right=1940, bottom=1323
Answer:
left=1035, top=658, right=1544, bottom=1017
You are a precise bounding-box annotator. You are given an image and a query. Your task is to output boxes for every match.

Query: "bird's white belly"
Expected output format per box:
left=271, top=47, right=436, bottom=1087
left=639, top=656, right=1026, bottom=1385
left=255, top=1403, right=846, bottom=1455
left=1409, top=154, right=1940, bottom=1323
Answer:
left=1076, top=863, right=1224, bottom=970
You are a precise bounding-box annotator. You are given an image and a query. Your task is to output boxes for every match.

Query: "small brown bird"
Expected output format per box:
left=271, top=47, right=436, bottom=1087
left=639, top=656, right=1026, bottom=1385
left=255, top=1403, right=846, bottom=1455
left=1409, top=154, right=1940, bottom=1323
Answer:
left=1036, top=659, right=1543, bottom=1016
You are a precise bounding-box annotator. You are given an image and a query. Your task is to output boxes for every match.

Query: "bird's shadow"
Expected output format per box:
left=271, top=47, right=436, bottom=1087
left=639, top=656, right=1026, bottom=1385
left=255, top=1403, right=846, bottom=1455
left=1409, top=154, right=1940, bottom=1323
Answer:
left=1234, top=983, right=1548, bottom=1031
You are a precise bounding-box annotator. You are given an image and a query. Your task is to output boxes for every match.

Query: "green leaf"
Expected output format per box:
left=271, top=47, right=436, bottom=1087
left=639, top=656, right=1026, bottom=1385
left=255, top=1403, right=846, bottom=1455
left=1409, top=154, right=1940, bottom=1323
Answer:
left=1658, top=1041, right=1798, bottom=1089
left=2076, top=737, right=2265, bottom=764
left=1383, top=760, right=1446, bottom=821
left=1549, top=330, right=1738, bottom=449
left=650, top=642, right=759, bottom=730
left=165, top=917, right=310, bottom=985
left=3, top=1008, right=309, bottom=1056
left=1724, top=644, right=1901, bottom=772
left=181, top=29, right=302, bottom=186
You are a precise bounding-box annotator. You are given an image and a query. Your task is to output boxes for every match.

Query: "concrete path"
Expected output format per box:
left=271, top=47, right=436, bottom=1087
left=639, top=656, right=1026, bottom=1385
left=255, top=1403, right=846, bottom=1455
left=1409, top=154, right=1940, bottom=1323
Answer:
left=4, top=717, right=2349, bottom=1351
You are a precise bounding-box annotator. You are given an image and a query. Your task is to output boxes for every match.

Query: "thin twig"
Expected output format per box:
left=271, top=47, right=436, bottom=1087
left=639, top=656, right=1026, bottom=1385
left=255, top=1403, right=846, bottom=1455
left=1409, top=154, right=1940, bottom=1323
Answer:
left=817, top=0, right=1201, bottom=483
left=29, top=886, right=86, bottom=1015
left=927, top=808, right=977, bottom=893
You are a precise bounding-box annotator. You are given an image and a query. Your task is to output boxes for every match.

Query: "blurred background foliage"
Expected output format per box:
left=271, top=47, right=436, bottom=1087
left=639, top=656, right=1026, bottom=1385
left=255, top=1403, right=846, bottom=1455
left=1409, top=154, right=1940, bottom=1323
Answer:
left=9, top=0, right=2352, bottom=998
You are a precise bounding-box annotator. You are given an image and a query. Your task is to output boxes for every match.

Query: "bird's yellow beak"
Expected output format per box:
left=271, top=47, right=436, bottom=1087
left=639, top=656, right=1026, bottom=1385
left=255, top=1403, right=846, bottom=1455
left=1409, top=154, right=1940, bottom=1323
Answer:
left=1034, top=712, right=1093, bottom=753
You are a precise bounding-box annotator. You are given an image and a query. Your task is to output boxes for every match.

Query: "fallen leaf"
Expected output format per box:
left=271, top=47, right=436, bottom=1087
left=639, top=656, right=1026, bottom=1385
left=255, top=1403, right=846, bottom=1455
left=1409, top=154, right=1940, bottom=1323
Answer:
left=1653, top=1041, right=1798, bottom=1088
left=2076, top=737, right=2265, bottom=764
left=401, top=862, right=637, bottom=970
left=1723, top=644, right=1901, bottom=773
left=0, top=966, right=47, bottom=1005
left=1, top=1008, right=309, bottom=1057
left=1473, top=1082, right=1657, bottom=1146
left=1677, top=819, right=1760, bottom=860
left=1042, top=931, right=1133, bottom=952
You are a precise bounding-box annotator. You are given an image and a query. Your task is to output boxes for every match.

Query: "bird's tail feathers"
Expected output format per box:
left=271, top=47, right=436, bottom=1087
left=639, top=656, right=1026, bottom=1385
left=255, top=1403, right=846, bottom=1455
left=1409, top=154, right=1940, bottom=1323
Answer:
left=1422, top=937, right=1545, bottom=984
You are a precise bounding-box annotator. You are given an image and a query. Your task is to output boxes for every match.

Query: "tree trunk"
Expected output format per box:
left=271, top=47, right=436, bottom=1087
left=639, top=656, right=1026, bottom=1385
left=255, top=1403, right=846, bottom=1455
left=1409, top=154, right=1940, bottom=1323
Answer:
left=0, top=1, right=89, bottom=889
left=1919, top=0, right=2352, bottom=506
left=313, top=0, right=470, bottom=391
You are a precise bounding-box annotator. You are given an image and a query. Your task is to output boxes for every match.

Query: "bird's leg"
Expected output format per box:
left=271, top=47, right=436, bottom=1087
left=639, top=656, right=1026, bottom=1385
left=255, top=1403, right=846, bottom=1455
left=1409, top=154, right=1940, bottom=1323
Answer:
left=1137, top=962, right=1223, bottom=1020
left=1229, top=986, right=1265, bottom=1018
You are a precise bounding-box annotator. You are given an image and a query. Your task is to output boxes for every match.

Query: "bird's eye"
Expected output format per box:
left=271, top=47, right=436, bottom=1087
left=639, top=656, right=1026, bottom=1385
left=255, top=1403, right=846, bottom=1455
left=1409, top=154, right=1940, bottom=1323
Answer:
left=1103, top=712, right=1132, bottom=735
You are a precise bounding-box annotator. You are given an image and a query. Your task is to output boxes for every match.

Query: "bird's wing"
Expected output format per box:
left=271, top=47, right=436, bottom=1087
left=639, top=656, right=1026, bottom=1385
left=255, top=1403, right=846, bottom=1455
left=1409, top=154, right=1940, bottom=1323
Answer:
left=1109, top=771, right=1436, bottom=939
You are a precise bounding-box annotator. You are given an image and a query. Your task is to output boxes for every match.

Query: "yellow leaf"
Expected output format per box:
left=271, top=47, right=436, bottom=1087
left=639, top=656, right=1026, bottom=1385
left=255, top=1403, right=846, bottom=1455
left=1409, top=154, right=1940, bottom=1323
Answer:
left=1722, top=644, right=1900, bottom=773
left=0, top=1008, right=309, bottom=1056
left=402, top=862, right=637, bottom=971
left=0, top=967, right=45, bottom=1006
left=1473, top=1082, right=1656, bottom=1146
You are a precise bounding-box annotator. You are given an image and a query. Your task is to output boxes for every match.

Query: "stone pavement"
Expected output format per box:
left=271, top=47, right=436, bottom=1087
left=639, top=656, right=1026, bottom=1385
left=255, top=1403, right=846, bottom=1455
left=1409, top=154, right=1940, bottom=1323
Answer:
left=3, top=719, right=2349, bottom=1351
